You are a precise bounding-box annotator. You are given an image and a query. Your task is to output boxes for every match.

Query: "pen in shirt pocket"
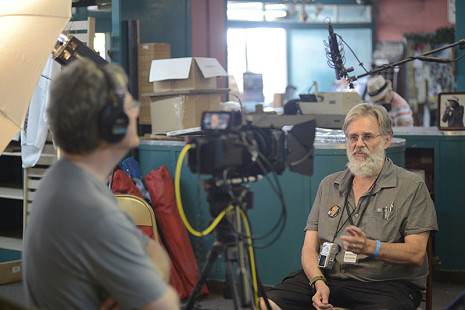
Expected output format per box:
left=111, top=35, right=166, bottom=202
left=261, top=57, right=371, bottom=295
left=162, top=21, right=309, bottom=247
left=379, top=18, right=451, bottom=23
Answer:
left=377, top=203, right=393, bottom=220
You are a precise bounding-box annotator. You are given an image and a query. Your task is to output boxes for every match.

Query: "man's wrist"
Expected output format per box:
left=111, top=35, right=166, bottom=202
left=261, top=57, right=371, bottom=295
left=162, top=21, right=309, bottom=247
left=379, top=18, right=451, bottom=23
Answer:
left=309, top=275, right=327, bottom=289
left=370, top=240, right=381, bottom=258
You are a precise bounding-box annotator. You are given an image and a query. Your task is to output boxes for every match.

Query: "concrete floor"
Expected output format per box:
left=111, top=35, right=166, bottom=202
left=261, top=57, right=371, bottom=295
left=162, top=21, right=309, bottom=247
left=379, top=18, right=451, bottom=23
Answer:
left=186, top=280, right=465, bottom=310
left=1, top=279, right=464, bottom=310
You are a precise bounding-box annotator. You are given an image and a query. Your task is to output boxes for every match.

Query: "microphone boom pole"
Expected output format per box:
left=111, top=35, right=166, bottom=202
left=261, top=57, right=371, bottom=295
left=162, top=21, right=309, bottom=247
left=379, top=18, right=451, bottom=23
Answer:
left=346, top=39, right=465, bottom=87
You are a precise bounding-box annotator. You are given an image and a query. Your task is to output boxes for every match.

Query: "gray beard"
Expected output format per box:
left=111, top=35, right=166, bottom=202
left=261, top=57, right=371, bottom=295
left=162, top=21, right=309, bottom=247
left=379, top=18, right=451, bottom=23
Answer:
left=347, top=143, right=385, bottom=178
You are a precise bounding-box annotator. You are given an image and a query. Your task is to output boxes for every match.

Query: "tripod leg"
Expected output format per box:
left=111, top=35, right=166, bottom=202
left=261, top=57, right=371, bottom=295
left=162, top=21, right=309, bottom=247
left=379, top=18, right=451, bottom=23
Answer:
left=237, top=236, right=252, bottom=307
left=184, top=244, right=222, bottom=310
left=223, top=252, right=245, bottom=310
left=223, top=241, right=257, bottom=310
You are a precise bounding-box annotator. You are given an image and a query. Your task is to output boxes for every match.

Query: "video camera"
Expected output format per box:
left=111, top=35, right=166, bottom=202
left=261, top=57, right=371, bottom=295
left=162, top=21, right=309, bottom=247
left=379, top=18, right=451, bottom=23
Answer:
left=187, top=111, right=316, bottom=179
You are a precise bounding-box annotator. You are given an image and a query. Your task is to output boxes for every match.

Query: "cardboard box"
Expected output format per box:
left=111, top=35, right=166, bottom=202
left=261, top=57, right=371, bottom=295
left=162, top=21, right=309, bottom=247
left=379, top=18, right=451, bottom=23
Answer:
left=0, top=260, right=21, bottom=284
left=149, top=92, right=222, bottom=132
left=137, top=43, right=171, bottom=124
left=273, top=93, right=284, bottom=108
left=149, top=57, right=227, bottom=93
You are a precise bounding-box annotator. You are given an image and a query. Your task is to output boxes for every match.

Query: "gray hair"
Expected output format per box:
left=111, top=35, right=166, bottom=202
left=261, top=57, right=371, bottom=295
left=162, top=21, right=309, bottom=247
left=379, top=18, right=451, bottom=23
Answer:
left=342, top=103, right=393, bottom=137
left=47, top=59, right=128, bottom=154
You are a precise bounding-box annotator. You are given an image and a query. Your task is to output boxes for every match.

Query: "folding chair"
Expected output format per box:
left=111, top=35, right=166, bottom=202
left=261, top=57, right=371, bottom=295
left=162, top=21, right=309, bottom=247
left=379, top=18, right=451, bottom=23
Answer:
left=115, top=194, right=158, bottom=241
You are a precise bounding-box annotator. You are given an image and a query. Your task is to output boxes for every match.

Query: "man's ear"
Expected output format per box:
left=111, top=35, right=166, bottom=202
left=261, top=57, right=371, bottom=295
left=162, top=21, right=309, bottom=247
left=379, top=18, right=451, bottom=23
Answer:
left=384, top=133, right=393, bottom=150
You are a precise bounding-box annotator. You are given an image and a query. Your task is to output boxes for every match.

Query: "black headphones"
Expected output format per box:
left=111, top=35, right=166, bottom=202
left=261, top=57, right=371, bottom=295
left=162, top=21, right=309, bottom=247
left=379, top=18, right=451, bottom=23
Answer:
left=99, top=66, right=129, bottom=143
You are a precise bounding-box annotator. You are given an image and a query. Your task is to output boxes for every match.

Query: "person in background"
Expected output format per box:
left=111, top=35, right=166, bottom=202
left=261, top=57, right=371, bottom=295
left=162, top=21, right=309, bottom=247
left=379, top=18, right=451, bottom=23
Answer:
left=23, top=59, right=179, bottom=310
left=284, top=84, right=297, bottom=102
left=442, top=95, right=464, bottom=127
left=365, top=75, right=414, bottom=127
left=261, top=103, right=437, bottom=310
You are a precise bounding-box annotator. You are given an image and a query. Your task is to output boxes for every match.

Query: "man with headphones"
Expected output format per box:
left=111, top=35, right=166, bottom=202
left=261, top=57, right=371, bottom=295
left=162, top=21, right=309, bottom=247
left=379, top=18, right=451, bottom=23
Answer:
left=23, top=59, right=179, bottom=310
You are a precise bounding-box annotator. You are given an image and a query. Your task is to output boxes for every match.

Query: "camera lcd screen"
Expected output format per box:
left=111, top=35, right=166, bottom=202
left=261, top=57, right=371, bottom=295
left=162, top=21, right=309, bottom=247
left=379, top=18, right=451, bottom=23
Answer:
left=201, top=111, right=232, bottom=131
left=318, top=255, right=327, bottom=268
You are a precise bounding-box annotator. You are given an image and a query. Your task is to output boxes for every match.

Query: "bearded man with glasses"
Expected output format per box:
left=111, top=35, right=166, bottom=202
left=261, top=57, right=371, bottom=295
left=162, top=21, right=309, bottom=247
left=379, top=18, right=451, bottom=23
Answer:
left=261, top=103, right=438, bottom=310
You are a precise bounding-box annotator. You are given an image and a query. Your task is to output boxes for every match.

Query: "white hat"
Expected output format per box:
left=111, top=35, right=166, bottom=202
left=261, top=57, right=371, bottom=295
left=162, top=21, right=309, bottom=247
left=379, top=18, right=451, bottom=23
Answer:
left=365, top=75, right=392, bottom=103
left=447, top=95, right=460, bottom=103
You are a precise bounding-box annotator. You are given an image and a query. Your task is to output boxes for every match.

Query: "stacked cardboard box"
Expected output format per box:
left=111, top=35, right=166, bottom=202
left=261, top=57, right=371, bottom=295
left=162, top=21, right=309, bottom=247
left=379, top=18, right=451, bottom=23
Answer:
left=147, top=57, right=228, bottom=133
left=137, top=43, right=171, bottom=124
left=150, top=93, right=222, bottom=132
left=0, top=260, right=21, bottom=284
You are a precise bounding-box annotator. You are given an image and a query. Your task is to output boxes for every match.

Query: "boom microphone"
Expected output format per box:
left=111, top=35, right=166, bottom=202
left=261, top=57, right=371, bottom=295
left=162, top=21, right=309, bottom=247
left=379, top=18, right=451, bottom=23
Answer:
left=325, top=22, right=351, bottom=80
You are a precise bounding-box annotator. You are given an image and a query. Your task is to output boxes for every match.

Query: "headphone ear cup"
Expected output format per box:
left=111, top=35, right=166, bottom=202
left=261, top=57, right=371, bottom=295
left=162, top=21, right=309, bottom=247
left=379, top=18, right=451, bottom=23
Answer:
left=99, top=103, right=129, bottom=143
left=98, top=65, right=129, bottom=143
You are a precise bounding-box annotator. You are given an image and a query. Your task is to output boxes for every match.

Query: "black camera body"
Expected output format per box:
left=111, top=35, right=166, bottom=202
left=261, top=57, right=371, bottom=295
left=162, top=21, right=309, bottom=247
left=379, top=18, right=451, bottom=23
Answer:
left=187, top=111, right=316, bottom=179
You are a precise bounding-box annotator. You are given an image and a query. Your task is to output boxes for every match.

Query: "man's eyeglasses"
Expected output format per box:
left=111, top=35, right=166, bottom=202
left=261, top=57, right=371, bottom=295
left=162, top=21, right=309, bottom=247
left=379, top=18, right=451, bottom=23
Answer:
left=347, top=134, right=382, bottom=144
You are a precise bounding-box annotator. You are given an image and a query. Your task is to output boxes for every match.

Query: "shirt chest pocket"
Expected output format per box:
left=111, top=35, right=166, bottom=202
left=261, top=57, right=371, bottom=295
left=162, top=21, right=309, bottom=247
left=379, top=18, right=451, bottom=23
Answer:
left=363, top=197, right=400, bottom=241
left=365, top=192, right=396, bottom=223
left=374, top=203, right=395, bottom=221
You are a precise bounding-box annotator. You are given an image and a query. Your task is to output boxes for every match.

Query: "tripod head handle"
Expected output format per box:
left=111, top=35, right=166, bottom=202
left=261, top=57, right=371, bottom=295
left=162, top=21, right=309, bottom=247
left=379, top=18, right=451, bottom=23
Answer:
left=212, top=175, right=263, bottom=187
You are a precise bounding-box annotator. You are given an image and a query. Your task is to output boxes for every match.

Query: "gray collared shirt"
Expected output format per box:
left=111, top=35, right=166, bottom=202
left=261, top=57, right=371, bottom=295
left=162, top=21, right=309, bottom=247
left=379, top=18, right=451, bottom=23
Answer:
left=306, top=158, right=438, bottom=288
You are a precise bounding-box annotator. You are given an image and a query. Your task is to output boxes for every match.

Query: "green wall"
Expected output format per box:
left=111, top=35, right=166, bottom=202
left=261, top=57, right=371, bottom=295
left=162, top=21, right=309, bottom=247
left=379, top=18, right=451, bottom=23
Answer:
left=75, top=0, right=192, bottom=63
left=122, top=0, right=191, bottom=58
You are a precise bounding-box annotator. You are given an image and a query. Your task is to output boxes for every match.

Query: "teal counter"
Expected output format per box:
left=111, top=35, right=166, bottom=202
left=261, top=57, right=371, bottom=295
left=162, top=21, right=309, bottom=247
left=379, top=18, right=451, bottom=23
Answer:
left=139, top=137, right=406, bottom=285
left=393, top=127, right=465, bottom=273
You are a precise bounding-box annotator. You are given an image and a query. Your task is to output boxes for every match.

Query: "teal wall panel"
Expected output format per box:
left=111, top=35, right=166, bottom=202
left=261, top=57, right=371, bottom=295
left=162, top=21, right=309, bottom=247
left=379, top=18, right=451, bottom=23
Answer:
left=122, top=0, right=192, bottom=58
left=81, top=0, right=192, bottom=61
left=435, top=139, right=465, bottom=270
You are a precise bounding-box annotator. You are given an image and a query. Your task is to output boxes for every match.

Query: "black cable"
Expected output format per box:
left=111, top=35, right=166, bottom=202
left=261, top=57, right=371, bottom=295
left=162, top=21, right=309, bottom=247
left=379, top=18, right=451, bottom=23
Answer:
left=224, top=167, right=286, bottom=244
left=412, top=53, right=465, bottom=63
left=337, top=34, right=369, bottom=74
left=229, top=92, right=244, bottom=113
left=187, top=130, right=288, bottom=249
left=226, top=142, right=288, bottom=246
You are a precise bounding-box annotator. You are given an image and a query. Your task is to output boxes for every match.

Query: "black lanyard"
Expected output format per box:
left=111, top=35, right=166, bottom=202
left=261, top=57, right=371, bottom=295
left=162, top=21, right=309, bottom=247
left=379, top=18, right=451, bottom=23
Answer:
left=331, top=174, right=379, bottom=242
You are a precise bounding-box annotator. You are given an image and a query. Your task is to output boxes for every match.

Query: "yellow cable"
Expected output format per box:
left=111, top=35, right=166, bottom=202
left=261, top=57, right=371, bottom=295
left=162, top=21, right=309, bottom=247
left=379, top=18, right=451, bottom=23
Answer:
left=175, top=144, right=230, bottom=237
left=240, top=209, right=259, bottom=308
left=176, top=144, right=259, bottom=306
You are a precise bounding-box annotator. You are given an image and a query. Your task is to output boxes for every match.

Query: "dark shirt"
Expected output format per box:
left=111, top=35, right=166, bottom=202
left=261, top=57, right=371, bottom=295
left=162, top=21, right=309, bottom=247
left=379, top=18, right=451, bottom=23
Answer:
left=442, top=105, right=464, bottom=127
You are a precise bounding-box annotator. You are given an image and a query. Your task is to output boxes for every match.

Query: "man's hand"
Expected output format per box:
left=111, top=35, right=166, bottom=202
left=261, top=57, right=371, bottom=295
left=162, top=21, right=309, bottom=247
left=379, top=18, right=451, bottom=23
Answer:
left=340, top=225, right=371, bottom=255
left=100, top=297, right=121, bottom=310
left=446, top=102, right=452, bottom=113
left=341, top=225, right=430, bottom=266
left=312, top=281, right=333, bottom=310
left=302, top=230, right=334, bottom=309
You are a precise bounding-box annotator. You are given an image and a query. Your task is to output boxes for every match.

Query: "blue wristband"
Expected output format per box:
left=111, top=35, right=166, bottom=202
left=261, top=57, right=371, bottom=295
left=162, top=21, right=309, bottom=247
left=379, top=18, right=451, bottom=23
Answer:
left=371, top=240, right=381, bottom=258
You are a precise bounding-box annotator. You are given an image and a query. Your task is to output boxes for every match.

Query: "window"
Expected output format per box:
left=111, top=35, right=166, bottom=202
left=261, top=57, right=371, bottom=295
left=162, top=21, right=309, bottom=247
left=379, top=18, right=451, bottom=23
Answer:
left=227, top=2, right=371, bottom=23
left=226, top=1, right=373, bottom=107
left=227, top=28, right=287, bottom=107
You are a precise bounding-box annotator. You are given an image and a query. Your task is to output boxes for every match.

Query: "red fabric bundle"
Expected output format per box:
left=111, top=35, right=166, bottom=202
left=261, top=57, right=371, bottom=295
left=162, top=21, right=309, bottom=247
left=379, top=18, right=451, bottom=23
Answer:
left=109, top=169, right=145, bottom=200
left=145, top=166, right=209, bottom=299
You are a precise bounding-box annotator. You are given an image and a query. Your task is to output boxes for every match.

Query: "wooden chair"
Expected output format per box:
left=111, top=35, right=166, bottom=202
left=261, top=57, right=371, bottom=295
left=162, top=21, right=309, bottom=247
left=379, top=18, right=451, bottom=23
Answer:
left=423, top=236, right=435, bottom=310
left=115, top=194, right=158, bottom=241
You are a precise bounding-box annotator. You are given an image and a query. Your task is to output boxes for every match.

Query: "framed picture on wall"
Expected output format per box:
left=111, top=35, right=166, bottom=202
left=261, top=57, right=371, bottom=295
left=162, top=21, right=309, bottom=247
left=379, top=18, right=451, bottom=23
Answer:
left=438, top=92, right=465, bottom=130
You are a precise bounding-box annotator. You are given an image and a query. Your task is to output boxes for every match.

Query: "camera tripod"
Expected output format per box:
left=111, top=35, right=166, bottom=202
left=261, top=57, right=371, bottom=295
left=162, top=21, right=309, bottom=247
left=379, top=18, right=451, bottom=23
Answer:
left=183, top=182, right=269, bottom=310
